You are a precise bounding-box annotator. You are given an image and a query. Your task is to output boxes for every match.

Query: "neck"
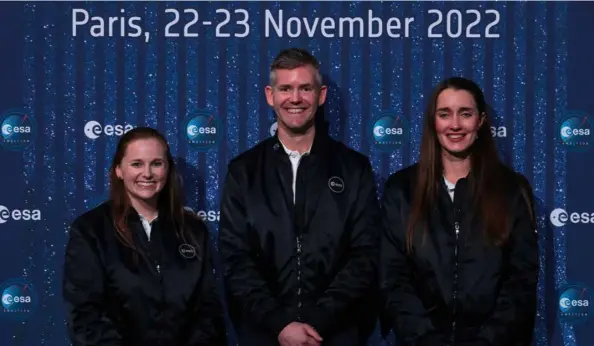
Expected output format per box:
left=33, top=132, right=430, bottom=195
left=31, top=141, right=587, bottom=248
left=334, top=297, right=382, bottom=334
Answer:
left=441, top=150, right=471, bottom=183
left=277, top=125, right=316, bottom=154
left=129, top=197, right=159, bottom=221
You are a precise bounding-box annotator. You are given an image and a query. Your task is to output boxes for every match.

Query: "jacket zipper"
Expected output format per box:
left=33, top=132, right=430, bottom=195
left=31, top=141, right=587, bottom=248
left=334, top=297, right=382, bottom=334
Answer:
left=148, top=238, right=165, bottom=311
left=157, top=263, right=165, bottom=301
left=296, top=234, right=303, bottom=321
left=450, top=221, right=460, bottom=345
left=294, top=156, right=306, bottom=322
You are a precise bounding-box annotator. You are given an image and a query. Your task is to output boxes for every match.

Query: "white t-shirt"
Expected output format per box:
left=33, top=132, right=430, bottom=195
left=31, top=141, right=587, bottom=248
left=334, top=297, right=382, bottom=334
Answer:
left=443, top=176, right=456, bottom=201
left=138, top=213, right=158, bottom=241
left=279, top=140, right=311, bottom=203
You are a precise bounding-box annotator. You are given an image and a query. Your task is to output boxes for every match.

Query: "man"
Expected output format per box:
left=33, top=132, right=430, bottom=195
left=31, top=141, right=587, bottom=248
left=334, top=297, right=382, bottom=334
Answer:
left=219, top=48, right=380, bottom=346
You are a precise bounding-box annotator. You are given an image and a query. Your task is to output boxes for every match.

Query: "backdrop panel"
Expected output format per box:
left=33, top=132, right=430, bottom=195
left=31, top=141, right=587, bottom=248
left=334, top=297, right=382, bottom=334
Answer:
left=0, top=1, right=593, bottom=345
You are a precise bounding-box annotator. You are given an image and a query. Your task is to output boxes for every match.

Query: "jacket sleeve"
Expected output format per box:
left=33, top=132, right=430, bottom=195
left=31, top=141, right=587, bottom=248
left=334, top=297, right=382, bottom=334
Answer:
left=379, top=176, right=441, bottom=346
left=182, top=231, right=228, bottom=346
left=218, top=163, right=294, bottom=337
left=303, top=159, right=381, bottom=337
left=476, top=184, right=539, bottom=345
left=62, top=223, right=122, bottom=346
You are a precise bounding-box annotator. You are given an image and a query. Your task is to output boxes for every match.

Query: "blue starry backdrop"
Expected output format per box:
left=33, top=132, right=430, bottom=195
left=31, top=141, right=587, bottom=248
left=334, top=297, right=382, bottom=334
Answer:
left=0, top=1, right=593, bottom=345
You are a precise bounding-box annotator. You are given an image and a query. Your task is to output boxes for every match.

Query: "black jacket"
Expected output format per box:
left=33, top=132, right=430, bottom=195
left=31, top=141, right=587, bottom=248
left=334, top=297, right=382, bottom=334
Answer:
left=380, top=164, right=538, bottom=346
left=62, top=202, right=227, bottom=346
left=218, top=132, right=381, bottom=346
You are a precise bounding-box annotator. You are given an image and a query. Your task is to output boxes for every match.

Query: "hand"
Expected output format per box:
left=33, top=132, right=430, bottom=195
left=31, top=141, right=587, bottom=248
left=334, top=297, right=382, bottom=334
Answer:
left=278, top=322, right=323, bottom=346
left=302, top=324, right=323, bottom=345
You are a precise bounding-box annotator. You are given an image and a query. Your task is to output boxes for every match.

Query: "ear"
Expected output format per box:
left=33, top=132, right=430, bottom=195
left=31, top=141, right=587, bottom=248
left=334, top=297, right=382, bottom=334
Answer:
left=115, top=165, right=123, bottom=180
left=265, top=85, right=274, bottom=107
left=318, top=85, right=328, bottom=106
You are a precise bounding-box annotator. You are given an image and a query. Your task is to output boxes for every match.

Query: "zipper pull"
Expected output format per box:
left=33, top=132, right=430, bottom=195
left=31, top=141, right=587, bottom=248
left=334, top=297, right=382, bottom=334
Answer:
left=156, top=264, right=161, bottom=275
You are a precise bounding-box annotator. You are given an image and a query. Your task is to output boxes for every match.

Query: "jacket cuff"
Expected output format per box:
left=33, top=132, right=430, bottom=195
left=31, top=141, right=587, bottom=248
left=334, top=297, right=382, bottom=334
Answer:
left=301, top=306, right=334, bottom=337
left=261, top=307, right=295, bottom=337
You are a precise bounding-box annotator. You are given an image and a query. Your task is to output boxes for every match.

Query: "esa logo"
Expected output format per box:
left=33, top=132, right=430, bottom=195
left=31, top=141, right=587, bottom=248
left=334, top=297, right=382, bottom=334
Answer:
left=559, top=284, right=590, bottom=324
left=0, top=205, right=41, bottom=224
left=370, top=112, right=409, bottom=152
left=84, top=120, right=134, bottom=139
left=197, top=210, right=220, bottom=223
left=550, top=208, right=594, bottom=227
left=0, top=109, right=36, bottom=151
left=0, top=278, right=37, bottom=320
left=183, top=111, right=221, bottom=150
left=490, top=126, right=507, bottom=138
left=559, top=111, right=592, bottom=151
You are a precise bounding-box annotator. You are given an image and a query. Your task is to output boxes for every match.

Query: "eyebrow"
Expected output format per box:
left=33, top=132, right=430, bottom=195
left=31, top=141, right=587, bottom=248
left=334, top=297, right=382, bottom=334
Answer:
left=128, top=158, right=165, bottom=162
left=436, top=107, right=475, bottom=112
left=277, top=83, right=315, bottom=88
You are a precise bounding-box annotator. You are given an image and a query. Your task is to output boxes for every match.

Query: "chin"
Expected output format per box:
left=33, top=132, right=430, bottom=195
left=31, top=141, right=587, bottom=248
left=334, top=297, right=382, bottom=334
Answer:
left=443, top=145, right=473, bottom=158
left=285, top=117, right=315, bottom=132
left=133, top=189, right=160, bottom=200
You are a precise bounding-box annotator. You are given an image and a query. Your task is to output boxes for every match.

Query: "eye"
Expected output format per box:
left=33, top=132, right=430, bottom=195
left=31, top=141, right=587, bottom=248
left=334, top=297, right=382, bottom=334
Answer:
left=278, top=86, right=291, bottom=92
left=152, top=161, right=163, bottom=167
left=461, top=112, right=473, bottom=118
left=301, top=86, right=314, bottom=92
left=131, top=162, right=142, bottom=167
left=437, top=113, right=449, bottom=118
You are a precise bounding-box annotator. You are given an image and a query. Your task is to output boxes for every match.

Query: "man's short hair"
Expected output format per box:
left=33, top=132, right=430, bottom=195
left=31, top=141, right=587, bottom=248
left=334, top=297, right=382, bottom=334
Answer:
left=269, top=48, right=323, bottom=87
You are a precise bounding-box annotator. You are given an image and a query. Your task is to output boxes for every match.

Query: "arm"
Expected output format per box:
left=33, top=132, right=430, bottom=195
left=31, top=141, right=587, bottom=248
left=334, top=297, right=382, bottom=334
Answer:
left=183, top=231, right=228, bottom=346
left=303, top=159, right=381, bottom=336
left=62, top=224, right=122, bottom=346
left=218, top=164, right=293, bottom=336
left=379, top=176, right=440, bottom=345
left=476, top=185, right=539, bottom=345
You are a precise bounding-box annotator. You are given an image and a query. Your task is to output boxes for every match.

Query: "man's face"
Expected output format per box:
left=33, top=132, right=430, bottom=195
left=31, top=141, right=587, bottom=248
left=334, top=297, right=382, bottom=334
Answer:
left=265, top=65, right=327, bottom=134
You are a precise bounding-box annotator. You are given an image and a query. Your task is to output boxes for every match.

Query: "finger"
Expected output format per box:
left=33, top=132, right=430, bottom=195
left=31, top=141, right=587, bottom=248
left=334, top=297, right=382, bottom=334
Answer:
left=303, top=325, right=323, bottom=342
left=305, top=336, right=321, bottom=346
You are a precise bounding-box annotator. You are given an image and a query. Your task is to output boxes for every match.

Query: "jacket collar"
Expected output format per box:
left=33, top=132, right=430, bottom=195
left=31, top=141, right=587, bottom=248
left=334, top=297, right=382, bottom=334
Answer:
left=269, top=127, right=333, bottom=234
left=270, top=127, right=330, bottom=159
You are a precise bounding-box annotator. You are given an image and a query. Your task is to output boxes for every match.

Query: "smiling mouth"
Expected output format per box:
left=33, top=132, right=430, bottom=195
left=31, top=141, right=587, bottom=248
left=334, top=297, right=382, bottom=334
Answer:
left=136, top=181, right=156, bottom=187
left=285, top=108, right=306, bottom=114
left=447, top=134, right=466, bottom=140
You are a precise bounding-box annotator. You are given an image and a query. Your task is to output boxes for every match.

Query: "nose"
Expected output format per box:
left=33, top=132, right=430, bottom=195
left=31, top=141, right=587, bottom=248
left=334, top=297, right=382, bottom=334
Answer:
left=142, top=165, right=153, bottom=178
left=289, top=89, right=302, bottom=103
left=450, top=114, right=461, bottom=129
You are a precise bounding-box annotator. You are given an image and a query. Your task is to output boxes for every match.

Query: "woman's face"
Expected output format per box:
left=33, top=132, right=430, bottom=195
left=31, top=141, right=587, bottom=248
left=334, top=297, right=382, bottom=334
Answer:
left=115, top=138, right=169, bottom=206
left=434, top=88, right=484, bottom=156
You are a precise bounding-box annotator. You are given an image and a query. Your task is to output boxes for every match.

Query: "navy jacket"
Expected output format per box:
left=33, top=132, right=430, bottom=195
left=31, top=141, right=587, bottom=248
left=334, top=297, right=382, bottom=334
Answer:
left=62, top=202, right=227, bottom=346
left=219, top=132, right=381, bottom=346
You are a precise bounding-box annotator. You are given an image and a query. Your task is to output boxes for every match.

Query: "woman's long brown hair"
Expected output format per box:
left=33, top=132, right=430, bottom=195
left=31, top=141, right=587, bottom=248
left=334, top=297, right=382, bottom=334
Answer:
left=406, top=77, right=509, bottom=253
left=109, top=127, right=190, bottom=252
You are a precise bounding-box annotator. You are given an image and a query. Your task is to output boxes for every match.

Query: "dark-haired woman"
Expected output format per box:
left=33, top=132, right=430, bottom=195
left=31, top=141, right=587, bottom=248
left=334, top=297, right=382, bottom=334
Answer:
left=62, top=127, right=227, bottom=345
left=380, top=77, right=538, bottom=346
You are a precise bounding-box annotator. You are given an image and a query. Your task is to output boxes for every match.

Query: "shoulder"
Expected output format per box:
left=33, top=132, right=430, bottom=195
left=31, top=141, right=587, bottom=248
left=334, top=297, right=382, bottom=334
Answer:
left=184, top=209, right=208, bottom=231
left=183, top=208, right=211, bottom=241
left=70, top=201, right=112, bottom=238
left=327, top=138, right=371, bottom=168
left=496, top=164, right=534, bottom=199
left=385, top=163, right=419, bottom=192
left=499, top=164, right=536, bottom=216
left=380, top=163, right=419, bottom=208
left=227, top=137, right=274, bottom=171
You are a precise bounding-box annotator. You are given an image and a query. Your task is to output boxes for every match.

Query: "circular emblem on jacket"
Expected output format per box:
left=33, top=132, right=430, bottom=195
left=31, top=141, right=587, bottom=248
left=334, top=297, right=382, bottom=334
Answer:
left=328, top=176, right=344, bottom=193
left=179, top=244, right=197, bottom=259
